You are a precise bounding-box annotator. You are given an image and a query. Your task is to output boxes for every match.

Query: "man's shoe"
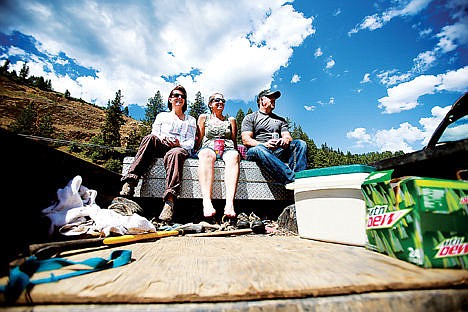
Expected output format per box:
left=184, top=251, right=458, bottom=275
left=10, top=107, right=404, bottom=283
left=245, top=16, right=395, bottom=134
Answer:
left=119, top=181, right=136, bottom=197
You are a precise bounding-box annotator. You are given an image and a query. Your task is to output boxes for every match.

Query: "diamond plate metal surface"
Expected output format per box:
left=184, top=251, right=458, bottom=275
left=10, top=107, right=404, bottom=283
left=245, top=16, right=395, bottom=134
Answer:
left=122, top=157, right=292, bottom=200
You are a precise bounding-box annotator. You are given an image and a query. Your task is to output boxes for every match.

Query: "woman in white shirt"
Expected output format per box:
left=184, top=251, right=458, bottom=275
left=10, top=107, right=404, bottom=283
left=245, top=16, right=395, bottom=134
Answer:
left=120, top=85, right=197, bottom=222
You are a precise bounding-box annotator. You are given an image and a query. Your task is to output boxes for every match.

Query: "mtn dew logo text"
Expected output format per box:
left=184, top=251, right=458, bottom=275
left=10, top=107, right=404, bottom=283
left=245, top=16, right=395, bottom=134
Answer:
left=367, top=205, right=412, bottom=229
left=435, top=236, right=468, bottom=258
left=461, top=195, right=468, bottom=205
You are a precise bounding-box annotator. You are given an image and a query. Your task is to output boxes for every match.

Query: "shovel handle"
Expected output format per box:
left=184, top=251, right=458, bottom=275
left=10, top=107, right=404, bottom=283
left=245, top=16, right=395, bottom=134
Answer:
left=102, top=230, right=180, bottom=245
left=29, top=237, right=105, bottom=258
left=29, top=231, right=180, bottom=258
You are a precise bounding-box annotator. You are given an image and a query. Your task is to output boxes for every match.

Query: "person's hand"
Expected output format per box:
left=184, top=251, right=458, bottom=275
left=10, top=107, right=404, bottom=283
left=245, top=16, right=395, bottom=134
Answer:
left=276, top=138, right=289, bottom=149
left=263, top=139, right=280, bottom=149
left=163, top=137, right=180, bottom=148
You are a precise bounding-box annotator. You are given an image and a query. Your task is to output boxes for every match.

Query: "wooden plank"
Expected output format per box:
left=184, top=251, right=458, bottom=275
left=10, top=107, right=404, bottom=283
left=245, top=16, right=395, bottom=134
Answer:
left=3, top=236, right=468, bottom=304
left=4, top=289, right=467, bottom=311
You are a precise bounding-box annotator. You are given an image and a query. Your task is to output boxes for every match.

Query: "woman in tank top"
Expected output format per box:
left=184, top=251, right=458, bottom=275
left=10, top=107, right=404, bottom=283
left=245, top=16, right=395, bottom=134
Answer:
left=196, top=92, right=240, bottom=218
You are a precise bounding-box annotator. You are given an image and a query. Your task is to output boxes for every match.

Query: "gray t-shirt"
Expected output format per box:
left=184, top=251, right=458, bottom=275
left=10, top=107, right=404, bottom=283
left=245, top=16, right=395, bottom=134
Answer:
left=241, top=111, right=289, bottom=143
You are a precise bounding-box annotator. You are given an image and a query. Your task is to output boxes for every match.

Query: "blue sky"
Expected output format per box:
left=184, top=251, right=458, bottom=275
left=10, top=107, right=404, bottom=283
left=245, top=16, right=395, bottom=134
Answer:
left=0, top=0, right=467, bottom=154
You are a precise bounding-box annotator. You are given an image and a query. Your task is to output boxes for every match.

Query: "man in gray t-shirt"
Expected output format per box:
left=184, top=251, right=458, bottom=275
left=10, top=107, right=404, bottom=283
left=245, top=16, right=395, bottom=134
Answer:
left=241, top=89, right=307, bottom=185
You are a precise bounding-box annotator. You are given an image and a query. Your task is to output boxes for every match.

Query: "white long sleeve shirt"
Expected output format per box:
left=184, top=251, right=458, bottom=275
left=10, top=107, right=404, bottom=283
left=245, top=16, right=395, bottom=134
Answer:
left=151, top=111, right=197, bottom=152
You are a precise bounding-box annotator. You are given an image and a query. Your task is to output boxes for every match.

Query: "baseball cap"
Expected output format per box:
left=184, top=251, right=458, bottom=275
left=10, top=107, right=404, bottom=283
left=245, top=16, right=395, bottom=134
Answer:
left=257, top=89, right=281, bottom=102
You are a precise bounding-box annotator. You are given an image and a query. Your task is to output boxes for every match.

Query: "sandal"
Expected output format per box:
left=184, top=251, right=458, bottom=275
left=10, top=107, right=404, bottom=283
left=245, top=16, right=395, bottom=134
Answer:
left=249, top=212, right=266, bottom=234
left=236, top=212, right=250, bottom=229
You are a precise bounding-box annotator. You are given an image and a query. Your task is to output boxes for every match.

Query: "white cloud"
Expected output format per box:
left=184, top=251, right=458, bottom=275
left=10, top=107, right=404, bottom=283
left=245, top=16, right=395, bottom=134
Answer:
left=378, top=75, right=439, bottom=113
left=374, top=122, right=426, bottom=152
left=436, top=65, right=468, bottom=91
left=418, top=105, right=452, bottom=145
left=346, top=128, right=371, bottom=147
left=371, top=0, right=467, bottom=90
left=0, top=1, right=315, bottom=107
left=412, top=50, right=436, bottom=72
left=316, top=97, right=335, bottom=106
left=347, top=104, right=452, bottom=152
left=291, top=74, right=300, bottom=83
left=419, top=28, right=432, bottom=37
left=409, top=18, right=468, bottom=73
left=349, top=0, right=432, bottom=36
left=357, top=66, right=468, bottom=151
left=304, top=105, right=315, bottom=111
left=55, top=58, right=69, bottom=65
left=408, top=1, right=468, bottom=74
left=377, top=69, right=411, bottom=87
left=325, top=58, right=335, bottom=69
left=378, top=66, right=468, bottom=113
left=436, top=21, right=468, bottom=53
left=314, top=47, right=323, bottom=58
left=360, top=73, right=371, bottom=84
left=7, top=46, right=26, bottom=56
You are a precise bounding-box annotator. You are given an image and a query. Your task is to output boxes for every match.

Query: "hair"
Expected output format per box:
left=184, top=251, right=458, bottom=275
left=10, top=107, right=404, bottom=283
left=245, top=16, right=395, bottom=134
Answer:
left=208, top=92, right=224, bottom=112
left=167, top=85, right=188, bottom=112
left=256, top=91, right=266, bottom=108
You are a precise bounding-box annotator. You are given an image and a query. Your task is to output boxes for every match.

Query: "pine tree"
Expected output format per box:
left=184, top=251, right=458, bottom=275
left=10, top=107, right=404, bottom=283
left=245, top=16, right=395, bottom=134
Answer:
left=8, top=101, right=55, bottom=137
left=188, top=91, right=207, bottom=120
left=0, top=59, right=10, bottom=74
left=123, top=106, right=129, bottom=117
left=9, top=102, right=38, bottom=135
left=125, top=123, right=150, bottom=151
left=291, top=123, right=317, bottom=169
left=144, top=91, right=166, bottom=126
left=45, top=79, right=52, bottom=91
left=101, top=90, right=125, bottom=148
left=37, top=114, right=55, bottom=138
left=19, top=63, right=29, bottom=82
left=10, top=70, right=18, bottom=80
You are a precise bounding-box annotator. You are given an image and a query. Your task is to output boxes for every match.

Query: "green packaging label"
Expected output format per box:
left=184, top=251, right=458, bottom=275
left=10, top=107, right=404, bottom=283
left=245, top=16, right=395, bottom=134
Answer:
left=362, top=173, right=468, bottom=269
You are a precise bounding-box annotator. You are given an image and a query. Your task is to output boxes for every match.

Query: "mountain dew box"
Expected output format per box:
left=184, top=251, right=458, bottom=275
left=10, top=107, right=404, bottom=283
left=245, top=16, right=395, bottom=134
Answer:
left=361, top=170, right=468, bottom=269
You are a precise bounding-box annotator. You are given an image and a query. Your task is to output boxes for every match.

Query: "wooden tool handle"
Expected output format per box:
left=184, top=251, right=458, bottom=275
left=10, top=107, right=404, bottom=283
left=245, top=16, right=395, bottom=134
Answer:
left=29, top=237, right=105, bottom=259
left=186, top=228, right=253, bottom=237
left=29, top=231, right=180, bottom=258
left=102, top=230, right=180, bottom=244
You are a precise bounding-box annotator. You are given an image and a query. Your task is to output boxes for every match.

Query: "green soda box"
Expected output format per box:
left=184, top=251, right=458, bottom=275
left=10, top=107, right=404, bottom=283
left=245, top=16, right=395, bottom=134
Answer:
left=361, top=170, right=468, bottom=269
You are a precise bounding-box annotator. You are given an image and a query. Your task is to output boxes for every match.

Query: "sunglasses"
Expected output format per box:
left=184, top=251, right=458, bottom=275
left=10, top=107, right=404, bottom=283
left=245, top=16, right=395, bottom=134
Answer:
left=212, top=98, right=226, bottom=103
left=171, top=93, right=185, bottom=99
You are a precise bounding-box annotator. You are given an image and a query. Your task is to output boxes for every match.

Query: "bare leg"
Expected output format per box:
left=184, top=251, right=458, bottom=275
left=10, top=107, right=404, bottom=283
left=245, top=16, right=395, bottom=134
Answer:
left=222, top=150, right=240, bottom=217
left=198, top=149, right=217, bottom=217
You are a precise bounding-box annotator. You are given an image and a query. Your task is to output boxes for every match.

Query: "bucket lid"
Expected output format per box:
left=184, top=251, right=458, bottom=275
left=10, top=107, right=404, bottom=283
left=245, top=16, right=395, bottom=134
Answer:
left=295, top=164, right=375, bottom=179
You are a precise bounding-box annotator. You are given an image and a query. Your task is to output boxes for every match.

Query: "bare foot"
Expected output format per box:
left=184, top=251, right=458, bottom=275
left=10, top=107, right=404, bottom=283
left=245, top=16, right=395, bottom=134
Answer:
left=203, top=199, right=216, bottom=217
left=224, top=203, right=236, bottom=217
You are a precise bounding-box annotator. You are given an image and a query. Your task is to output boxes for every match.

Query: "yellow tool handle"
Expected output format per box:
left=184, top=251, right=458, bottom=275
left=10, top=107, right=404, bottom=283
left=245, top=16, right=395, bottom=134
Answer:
left=102, top=230, right=179, bottom=245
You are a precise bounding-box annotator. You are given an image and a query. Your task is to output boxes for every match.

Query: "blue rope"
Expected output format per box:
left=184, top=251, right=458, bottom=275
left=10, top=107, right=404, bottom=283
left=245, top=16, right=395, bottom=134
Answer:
left=0, top=249, right=132, bottom=303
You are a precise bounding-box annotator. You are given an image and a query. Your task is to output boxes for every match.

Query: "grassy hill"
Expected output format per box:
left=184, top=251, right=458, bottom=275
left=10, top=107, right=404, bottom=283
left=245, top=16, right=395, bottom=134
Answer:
left=0, top=75, right=145, bottom=171
left=0, top=75, right=142, bottom=143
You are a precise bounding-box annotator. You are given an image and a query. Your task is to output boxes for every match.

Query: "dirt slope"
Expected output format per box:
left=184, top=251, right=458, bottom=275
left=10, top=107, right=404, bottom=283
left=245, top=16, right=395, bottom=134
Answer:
left=0, top=75, right=141, bottom=143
